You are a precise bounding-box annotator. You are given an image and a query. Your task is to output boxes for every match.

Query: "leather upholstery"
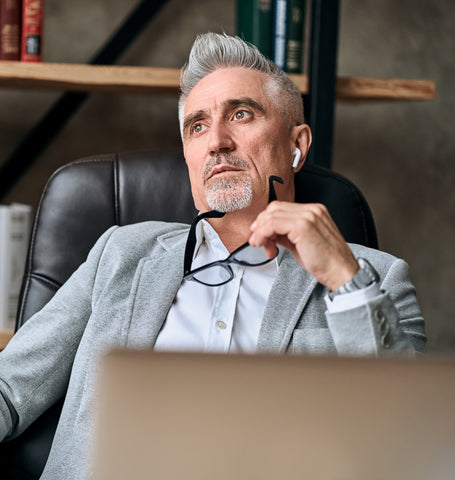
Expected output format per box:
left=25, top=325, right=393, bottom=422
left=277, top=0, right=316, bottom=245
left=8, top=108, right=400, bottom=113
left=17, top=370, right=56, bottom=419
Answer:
left=0, top=150, right=377, bottom=479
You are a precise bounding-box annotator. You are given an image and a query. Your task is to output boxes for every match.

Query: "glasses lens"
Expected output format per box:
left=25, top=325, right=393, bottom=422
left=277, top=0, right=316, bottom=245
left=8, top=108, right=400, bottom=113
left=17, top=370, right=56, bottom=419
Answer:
left=191, top=264, right=233, bottom=286
left=232, top=244, right=276, bottom=266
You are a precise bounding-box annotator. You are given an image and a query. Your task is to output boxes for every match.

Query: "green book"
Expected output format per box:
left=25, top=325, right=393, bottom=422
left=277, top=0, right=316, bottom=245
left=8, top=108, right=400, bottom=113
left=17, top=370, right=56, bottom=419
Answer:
left=237, top=0, right=274, bottom=58
left=285, top=0, right=306, bottom=73
left=272, top=0, right=306, bottom=73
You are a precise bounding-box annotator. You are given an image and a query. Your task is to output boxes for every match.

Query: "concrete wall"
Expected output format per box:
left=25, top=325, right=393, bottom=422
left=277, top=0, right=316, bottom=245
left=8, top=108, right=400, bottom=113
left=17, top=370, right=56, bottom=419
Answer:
left=1, top=0, right=453, bottom=353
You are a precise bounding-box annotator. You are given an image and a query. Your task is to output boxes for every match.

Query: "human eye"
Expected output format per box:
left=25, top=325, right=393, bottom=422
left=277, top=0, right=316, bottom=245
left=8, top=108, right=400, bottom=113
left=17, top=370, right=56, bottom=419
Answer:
left=191, top=123, right=207, bottom=135
left=233, top=109, right=251, bottom=121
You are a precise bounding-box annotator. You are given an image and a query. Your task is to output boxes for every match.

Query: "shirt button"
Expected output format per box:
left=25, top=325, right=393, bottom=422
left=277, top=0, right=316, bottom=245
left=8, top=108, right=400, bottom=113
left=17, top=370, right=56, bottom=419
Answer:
left=216, top=320, right=227, bottom=330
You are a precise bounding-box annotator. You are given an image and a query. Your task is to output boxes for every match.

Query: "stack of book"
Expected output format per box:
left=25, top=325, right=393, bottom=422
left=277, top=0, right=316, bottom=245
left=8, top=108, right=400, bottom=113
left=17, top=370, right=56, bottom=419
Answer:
left=237, top=0, right=307, bottom=74
left=0, top=203, right=32, bottom=330
left=0, top=0, right=45, bottom=62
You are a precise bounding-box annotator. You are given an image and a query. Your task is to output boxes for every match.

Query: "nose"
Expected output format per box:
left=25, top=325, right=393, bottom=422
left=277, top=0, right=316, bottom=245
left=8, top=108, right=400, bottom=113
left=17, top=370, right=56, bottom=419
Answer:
left=207, top=120, right=235, bottom=155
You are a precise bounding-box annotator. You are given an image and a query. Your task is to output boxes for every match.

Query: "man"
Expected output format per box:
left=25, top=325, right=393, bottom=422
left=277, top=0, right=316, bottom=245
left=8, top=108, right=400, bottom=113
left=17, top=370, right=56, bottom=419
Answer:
left=0, top=33, right=425, bottom=479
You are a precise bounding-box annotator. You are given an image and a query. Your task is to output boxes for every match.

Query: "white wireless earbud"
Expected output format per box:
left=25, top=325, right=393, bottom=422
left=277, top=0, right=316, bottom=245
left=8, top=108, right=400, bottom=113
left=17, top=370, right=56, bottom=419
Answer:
left=292, top=148, right=301, bottom=169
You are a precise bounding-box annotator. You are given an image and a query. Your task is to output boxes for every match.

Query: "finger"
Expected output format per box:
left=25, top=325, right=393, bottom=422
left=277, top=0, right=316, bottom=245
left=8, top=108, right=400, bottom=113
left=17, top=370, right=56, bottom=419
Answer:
left=251, top=206, right=320, bottom=247
left=252, top=202, right=334, bottom=234
left=262, top=238, right=279, bottom=259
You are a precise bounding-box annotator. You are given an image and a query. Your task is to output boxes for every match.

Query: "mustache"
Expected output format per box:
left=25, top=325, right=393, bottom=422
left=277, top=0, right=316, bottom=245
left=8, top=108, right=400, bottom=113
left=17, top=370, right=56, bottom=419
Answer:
left=202, top=153, right=250, bottom=179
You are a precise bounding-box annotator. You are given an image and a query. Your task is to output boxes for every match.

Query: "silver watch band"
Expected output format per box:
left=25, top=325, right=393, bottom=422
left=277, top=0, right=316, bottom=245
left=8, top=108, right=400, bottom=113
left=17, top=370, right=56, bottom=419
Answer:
left=328, top=258, right=379, bottom=300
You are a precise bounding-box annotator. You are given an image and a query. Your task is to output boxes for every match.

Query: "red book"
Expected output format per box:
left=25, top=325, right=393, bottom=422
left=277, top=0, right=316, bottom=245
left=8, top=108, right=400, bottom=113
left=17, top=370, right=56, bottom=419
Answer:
left=21, top=0, right=44, bottom=62
left=1, top=0, right=22, bottom=61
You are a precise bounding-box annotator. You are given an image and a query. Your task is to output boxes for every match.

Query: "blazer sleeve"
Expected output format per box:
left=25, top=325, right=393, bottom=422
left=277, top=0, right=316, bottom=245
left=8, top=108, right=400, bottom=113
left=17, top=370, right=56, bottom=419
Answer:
left=325, top=258, right=426, bottom=355
left=0, top=226, right=118, bottom=441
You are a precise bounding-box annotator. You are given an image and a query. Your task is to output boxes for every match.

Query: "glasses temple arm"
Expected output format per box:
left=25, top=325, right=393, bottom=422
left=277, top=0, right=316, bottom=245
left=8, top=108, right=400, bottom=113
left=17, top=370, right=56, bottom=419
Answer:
left=183, top=210, right=225, bottom=275
left=268, top=176, right=284, bottom=203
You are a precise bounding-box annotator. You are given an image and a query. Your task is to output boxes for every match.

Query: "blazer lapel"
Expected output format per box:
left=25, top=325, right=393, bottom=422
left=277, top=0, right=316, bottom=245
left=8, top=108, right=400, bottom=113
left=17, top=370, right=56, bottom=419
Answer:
left=257, top=251, right=318, bottom=353
left=124, top=229, right=187, bottom=349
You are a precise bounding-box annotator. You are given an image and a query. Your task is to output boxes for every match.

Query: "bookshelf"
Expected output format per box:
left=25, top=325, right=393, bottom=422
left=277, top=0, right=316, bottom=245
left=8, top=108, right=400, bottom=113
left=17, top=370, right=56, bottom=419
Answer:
left=0, top=61, right=435, bottom=100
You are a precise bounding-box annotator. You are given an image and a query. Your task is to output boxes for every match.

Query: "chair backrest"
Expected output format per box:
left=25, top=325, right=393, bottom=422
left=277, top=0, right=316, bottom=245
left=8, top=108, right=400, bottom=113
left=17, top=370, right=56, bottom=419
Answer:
left=0, top=149, right=377, bottom=479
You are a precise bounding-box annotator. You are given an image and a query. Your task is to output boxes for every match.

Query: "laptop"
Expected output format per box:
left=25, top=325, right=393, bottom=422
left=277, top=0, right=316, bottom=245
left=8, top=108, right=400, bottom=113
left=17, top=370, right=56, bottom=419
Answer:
left=91, top=351, right=455, bottom=480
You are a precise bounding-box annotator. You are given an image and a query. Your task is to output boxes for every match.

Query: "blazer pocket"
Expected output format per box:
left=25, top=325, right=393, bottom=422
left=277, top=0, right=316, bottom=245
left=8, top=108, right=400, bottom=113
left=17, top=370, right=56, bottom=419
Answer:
left=290, top=328, right=336, bottom=355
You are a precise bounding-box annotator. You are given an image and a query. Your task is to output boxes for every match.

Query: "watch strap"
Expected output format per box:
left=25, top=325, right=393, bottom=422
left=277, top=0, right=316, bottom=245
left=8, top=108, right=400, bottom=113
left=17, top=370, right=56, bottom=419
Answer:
left=329, top=258, right=379, bottom=300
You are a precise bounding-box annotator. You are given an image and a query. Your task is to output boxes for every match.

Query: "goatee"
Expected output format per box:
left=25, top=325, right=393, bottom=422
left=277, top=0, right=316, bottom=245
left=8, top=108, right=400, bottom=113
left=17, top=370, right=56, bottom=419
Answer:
left=203, top=154, right=253, bottom=213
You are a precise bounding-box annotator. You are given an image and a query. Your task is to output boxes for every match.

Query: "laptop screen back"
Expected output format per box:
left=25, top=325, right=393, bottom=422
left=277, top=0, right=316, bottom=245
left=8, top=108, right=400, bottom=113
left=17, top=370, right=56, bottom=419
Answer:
left=92, top=351, right=455, bottom=480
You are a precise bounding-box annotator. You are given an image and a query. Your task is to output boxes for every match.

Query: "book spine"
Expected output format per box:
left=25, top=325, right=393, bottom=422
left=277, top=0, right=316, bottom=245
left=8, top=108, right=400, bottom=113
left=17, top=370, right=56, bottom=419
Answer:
left=272, top=0, right=306, bottom=73
left=237, top=0, right=274, bottom=59
left=21, top=0, right=44, bottom=62
left=285, top=0, right=305, bottom=73
left=0, top=0, right=22, bottom=61
left=0, top=204, right=32, bottom=330
left=0, top=206, right=12, bottom=330
left=272, top=0, right=288, bottom=70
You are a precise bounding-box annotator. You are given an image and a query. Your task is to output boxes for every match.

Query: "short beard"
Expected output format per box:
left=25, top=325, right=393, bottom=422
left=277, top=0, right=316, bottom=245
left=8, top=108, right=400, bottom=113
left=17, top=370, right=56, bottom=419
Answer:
left=203, top=154, right=253, bottom=213
left=206, top=174, right=253, bottom=212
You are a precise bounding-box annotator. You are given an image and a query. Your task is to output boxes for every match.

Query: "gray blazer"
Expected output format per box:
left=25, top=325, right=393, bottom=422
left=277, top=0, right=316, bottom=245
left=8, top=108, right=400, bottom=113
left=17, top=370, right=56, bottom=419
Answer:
left=0, top=221, right=425, bottom=479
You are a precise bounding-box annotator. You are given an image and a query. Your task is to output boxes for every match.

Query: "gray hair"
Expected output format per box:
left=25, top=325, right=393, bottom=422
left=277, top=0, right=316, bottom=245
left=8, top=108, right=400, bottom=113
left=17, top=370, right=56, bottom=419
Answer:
left=178, top=32, right=304, bottom=133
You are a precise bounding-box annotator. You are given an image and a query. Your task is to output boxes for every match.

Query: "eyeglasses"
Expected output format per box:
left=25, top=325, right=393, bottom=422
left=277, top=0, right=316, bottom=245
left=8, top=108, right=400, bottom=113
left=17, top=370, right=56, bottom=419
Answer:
left=183, top=176, right=283, bottom=286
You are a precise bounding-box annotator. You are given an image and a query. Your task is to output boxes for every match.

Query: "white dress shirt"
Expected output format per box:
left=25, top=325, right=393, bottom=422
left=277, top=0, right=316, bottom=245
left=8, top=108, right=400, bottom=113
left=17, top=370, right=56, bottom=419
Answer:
left=154, top=220, right=380, bottom=353
left=154, top=220, right=279, bottom=353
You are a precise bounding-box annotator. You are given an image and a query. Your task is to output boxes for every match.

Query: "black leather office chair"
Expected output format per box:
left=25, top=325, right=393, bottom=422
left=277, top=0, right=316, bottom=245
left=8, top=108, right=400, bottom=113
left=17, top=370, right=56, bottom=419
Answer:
left=0, top=149, right=378, bottom=479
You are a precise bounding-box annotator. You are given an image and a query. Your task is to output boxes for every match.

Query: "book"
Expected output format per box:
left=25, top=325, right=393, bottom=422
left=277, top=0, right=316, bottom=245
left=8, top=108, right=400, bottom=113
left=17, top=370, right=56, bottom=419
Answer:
left=0, top=203, right=32, bottom=330
left=237, top=0, right=274, bottom=59
left=272, top=0, right=306, bottom=73
left=0, top=207, right=10, bottom=329
left=284, top=0, right=306, bottom=73
left=21, top=0, right=44, bottom=62
left=0, top=0, right=22, bottom=60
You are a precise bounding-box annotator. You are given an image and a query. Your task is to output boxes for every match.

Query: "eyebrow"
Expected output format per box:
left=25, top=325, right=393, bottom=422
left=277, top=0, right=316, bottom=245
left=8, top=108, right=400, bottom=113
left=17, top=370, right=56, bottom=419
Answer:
left=183, top=96, right=266, bottom=137
left=223, top=97, right=266, bottom=115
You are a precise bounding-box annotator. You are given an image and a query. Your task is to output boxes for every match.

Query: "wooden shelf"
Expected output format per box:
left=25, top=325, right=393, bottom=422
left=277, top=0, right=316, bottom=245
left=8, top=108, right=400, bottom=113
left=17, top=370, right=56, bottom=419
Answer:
left=334, top=76, right=435, bottom=102
left=0, top=329, right=14, bottom=350
left=0, top=61, right=435, bottom=101
left=0, top=61, right=180, bottom=94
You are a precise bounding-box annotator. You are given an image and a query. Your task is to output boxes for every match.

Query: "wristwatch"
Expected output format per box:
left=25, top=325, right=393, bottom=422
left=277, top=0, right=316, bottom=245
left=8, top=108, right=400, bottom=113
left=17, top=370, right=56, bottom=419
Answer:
left=328, top=258, right=380, bottom=300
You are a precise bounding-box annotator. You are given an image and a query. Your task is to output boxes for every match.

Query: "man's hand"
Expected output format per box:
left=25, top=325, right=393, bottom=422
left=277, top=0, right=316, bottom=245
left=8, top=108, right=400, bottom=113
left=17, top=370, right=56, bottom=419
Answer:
left=249, top=201, right=360, bottom=291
